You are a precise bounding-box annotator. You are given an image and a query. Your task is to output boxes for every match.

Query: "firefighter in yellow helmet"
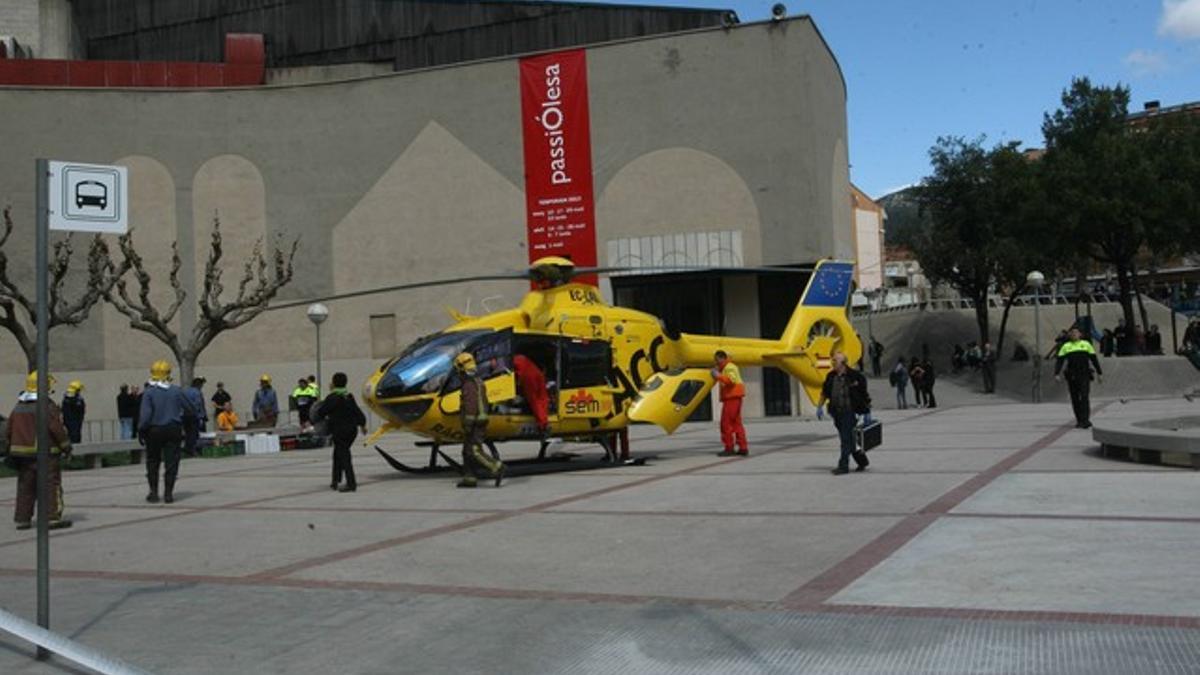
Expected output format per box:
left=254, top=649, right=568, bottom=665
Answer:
left=252, top=373, right=279, bottom=427
left=138, top=360, right=196, bottom=504
left=61, top=379, right=86, bottom=444
left=453, top=352, right=504, bottom=488
left=6, top=371, right=72, bottom=530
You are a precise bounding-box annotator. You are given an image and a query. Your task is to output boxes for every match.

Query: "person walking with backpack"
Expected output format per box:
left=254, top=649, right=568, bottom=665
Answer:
left=890, top=358, right=909, bottom=409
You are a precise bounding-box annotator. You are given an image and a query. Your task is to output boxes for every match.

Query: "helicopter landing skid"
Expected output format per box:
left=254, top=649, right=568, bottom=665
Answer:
left=374, top=444, right=649, bottom=477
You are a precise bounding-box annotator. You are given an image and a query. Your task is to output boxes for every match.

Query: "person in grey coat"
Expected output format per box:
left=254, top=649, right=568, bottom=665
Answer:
left=139, top=360, right=195, bottom=504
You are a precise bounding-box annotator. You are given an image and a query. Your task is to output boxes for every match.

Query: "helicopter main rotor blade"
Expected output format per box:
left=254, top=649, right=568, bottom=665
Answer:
left=269, top=263, right=821, bottom=311
left=574, top=264, right=816, bottom=276
left=267, top=272, right=532, bottom=311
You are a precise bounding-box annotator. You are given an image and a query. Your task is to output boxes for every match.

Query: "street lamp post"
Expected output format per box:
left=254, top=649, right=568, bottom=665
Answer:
left=306, top=303, right=329, bottom=401
left=865, top=288, right=877, bottom=342
left=1027, top=271, right=1045, bottom=403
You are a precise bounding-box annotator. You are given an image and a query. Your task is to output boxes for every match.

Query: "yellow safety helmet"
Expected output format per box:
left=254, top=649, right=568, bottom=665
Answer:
left=453, top=352, right=477, bottom=373
left=260, top=373, right=272, bottom=384
left=150, top=360, right=172, bottom=380
left=67, top=380, right=83, bottom=394
left=24, top=371, right=55, bottom=392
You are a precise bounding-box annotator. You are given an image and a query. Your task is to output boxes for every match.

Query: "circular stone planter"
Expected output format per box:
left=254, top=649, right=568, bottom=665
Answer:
left=1093, top=416, right=1200, bottom=469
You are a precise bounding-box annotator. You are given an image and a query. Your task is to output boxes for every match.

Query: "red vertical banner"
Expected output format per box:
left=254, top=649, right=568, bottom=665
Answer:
left=520, top=49, right=598, bottom=286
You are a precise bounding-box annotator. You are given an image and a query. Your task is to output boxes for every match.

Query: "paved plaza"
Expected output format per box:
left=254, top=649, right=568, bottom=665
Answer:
left=2, top=380, right=1200, bottom=673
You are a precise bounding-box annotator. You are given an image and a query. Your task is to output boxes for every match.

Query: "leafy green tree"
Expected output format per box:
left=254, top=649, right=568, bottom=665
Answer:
left=914, top=137, right=1046, bottom=351
left=1040, top=78, right=1200, bottom=343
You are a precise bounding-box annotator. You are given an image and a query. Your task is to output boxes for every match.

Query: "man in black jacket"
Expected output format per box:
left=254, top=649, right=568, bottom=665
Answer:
left=311, top=372, right=367, bottom=493
left=817, top=352, right=871, bottom=475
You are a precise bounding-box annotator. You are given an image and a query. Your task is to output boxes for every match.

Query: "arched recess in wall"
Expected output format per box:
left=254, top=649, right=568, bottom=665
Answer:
left=191, top=155, right=278, bottom=366
left=831, top=137, right=852, bottom=260
left=104, top=156, right=180, bottom=370
left=596, top=148, right=762, bottom=267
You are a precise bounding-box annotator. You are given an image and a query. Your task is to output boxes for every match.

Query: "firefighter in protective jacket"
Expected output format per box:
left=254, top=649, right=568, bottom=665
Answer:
left=454, top=352, right=504, bottom=488
left=7, top=371, right=73, bottom=530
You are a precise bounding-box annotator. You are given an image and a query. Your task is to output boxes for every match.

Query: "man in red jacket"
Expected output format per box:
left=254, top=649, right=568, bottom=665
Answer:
left=713, top=350, right=748, bottom=457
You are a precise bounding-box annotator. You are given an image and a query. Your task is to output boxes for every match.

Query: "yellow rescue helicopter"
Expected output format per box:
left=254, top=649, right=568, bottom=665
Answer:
left=277, top=257, right=860, bottom=476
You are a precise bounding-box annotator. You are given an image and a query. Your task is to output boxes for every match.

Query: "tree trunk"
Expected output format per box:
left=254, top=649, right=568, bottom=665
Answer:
left=178, top=349, right=197, bottom=387
left=1074, top=270, right=1085, bottom=319
left=20, top=337, right=35, bottom=373
left=974, top=289, right=990, bottom=348
left=1130, top=260, right=1150, bottom=342
left=1114, top=263, right=1137, bottom=352
left=996, top=283, right=1026, bottom=361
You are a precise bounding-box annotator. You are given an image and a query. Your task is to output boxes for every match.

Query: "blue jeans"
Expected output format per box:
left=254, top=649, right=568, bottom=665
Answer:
left=832, top=410, right=858, bottom=470
left=895, top=385, right=907, bottom=409
left=119, top=418, right=134, bottom=440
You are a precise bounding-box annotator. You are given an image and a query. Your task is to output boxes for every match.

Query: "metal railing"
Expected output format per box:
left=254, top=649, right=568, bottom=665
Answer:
left=78, top=408, right=383, bottom=444
left=853, top=293, right=1132, bottom=318
left=0, top=606, right=151, bottom=674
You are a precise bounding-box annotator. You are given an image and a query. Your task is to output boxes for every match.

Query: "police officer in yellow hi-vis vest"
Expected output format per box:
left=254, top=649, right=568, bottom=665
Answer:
left=1054, top=327, right=1103, bottom=429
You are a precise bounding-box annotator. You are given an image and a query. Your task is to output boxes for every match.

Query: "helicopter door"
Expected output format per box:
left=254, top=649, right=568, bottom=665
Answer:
left=627, top=368, right=716, bottom=434
left=557, top=338, right=616, bottom=420
left=436, top=329, right=517, bottom=416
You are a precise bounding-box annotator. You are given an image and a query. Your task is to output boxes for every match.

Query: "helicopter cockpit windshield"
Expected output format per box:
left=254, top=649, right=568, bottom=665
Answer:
left=376, top=330, right=491, bottom=399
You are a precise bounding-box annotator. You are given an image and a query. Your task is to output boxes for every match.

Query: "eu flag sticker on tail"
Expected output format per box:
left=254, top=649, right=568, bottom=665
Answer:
left=801, top=261, right=855, bottom=307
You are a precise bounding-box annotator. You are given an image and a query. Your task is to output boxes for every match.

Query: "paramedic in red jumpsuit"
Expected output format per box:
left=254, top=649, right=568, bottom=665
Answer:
left=713, top=350, right=748, bottom=456
left=513, top=354, right=549, bottom=434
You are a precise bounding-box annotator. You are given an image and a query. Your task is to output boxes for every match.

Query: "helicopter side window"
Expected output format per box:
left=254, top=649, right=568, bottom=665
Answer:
left=376, top=330, right=489, bottom=399
left=561, top=339, right=612, bottom=389
left=441, top=330, right=513, bottom=392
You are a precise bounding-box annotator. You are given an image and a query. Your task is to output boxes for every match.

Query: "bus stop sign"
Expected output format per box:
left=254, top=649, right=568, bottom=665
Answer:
left=47, top=161, right=128, bottom=233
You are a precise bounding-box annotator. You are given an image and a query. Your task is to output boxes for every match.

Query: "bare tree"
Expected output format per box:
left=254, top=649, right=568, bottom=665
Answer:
left=0, top=205, right=125, bottom=370
left=105, top=217, right=298, bottom=383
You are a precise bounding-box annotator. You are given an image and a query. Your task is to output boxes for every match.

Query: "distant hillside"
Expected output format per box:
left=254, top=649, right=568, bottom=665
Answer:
left=877, top=187, right=929, bottom=248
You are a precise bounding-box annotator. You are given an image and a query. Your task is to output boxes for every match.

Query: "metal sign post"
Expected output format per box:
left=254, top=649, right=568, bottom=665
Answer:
left=34, top=158, right=50, bottom=661
left=30, top=159, right=127, bottom=660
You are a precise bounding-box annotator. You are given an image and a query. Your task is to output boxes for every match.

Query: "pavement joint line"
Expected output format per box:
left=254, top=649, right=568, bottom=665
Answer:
left=943, top=511, right=1200, bottom=525
left=0, top=481, right=354, bottom=550
left=816, top=603, right=1200, bottom=629
left=241, top=406, right=950, bottom=581
left=690, top=469, right=990, bottom=475
left=777, top=401, right=1114, bottom=610
left=2, top=566, right=1196, bottom=630
left=0, top=407, right=950, bottom=581
left=20, top=456, right=329, bottom=502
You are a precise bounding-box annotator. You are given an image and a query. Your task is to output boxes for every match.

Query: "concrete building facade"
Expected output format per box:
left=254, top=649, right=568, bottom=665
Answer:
left=0, top=17, right=850, bottom=423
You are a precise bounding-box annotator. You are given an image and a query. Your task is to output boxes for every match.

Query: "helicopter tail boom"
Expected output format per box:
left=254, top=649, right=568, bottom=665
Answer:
left=673, top=260, right=860, bottom=404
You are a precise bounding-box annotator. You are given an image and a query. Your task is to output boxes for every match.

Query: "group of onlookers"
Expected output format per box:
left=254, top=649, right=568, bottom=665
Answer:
left=888, top=355, right=937, bottom=409
left=1094, top=319, right=1162, bottom=357
left=8, top=362, right=370, bottom=529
